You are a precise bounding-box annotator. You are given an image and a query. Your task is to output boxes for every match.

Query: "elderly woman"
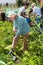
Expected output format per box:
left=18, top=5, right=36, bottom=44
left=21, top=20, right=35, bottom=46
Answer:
left=8, top=11, right=30, bottom=62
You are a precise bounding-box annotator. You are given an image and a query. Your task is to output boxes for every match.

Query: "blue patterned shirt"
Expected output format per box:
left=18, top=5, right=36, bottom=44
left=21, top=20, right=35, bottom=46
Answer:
left=13, top=15, right=30, bottom=37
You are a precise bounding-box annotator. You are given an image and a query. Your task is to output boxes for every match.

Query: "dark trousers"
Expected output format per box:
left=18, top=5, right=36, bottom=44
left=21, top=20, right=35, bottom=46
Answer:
left=1, top=12, right=5, bottom=21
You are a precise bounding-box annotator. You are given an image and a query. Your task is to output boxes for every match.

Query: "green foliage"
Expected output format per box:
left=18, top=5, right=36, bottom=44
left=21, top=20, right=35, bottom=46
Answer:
left=17, top=0, right=22, bottom=7
left=31, top=0, right=36, bottom=2
left=0, top=21, right=43, bottom=65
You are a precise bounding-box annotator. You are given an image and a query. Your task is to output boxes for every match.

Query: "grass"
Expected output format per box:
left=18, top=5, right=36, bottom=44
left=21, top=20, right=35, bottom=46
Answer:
left=0, top=21, right=43, bottom=65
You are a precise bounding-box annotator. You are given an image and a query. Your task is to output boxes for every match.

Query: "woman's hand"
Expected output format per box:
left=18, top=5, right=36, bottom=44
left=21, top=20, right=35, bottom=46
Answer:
left=13, top=29, right=17, bottom=32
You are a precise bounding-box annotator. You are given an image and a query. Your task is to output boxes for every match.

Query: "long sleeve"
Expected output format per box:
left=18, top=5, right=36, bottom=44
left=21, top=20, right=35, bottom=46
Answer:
left=13, top=21, right=18, bottom=30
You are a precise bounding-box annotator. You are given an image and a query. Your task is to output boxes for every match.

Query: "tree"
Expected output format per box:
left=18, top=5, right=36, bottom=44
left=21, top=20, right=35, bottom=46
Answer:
left=17, top=0, right=22, bottom=7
